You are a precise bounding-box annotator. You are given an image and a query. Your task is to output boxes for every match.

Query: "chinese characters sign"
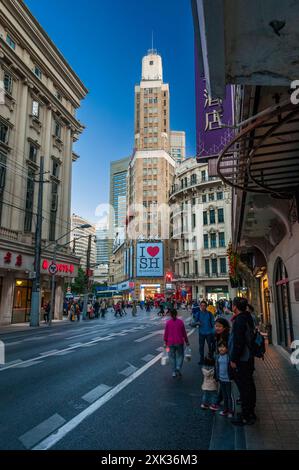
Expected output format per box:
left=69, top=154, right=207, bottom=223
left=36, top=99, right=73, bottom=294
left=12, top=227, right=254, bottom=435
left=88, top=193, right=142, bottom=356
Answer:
left=196, top=76, right=234, bottom=158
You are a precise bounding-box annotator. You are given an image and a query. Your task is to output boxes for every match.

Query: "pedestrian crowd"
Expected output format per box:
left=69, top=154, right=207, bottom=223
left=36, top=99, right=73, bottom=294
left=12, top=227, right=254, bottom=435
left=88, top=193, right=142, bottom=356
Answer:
left=163, top=296, right=263, bottom=427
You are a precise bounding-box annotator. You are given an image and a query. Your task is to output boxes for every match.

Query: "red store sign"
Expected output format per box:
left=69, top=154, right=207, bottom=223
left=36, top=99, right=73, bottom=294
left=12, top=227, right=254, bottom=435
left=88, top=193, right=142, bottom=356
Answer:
left=3, top=252, right=22, bottom=267
left=42, top=259, right=74, bottom=274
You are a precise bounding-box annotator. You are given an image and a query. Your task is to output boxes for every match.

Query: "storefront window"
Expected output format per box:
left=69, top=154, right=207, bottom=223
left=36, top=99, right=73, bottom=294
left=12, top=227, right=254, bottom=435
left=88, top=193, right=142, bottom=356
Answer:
left=12, top=279, right=32, bottom=323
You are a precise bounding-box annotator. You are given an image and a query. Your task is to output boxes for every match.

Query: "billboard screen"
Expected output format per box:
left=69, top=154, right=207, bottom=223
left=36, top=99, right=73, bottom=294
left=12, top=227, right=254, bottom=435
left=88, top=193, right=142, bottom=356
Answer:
left=136, top=242, right=164, bottom=278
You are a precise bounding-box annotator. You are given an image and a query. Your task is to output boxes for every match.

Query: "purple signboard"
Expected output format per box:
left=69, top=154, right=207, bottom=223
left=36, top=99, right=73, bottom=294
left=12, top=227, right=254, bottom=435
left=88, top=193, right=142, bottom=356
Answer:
left=195, top=73, right=235, bottom=159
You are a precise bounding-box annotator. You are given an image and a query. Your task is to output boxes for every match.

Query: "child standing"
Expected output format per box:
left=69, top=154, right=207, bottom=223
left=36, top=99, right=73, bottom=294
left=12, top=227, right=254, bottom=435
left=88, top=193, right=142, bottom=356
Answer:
left=201, top=357, right=218, bottom=409
left=215, top=342, right=234, bottom=417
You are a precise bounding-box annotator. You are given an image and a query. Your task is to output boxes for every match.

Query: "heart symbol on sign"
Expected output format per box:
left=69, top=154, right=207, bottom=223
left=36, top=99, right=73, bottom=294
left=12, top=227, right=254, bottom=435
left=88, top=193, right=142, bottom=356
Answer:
left=147, top=246, right=160, bottom=257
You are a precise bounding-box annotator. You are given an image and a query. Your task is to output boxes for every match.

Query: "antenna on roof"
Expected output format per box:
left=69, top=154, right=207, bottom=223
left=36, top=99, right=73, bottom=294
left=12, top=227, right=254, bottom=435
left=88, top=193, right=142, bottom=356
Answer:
left=148, top=30, right=157, bottom=55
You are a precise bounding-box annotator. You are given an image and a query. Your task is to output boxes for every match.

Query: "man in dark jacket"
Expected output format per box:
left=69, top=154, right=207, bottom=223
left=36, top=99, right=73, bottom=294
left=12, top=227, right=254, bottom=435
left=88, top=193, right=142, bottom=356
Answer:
left=229, top=297, right=256, bottom=426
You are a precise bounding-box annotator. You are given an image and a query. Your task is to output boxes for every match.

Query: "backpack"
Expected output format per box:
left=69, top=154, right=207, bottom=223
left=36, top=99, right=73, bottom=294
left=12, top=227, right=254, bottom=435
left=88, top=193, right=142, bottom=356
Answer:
left=252, top=330, right=266, bottom=359
left=246, top=322, right=266, bottom=359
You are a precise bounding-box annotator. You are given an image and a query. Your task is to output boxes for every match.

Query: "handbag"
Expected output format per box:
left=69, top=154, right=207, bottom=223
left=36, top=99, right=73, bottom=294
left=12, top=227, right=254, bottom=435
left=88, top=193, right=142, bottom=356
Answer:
left=161, top=347, right=169, bottom=366
left=185, top=346, right=192, bottom=361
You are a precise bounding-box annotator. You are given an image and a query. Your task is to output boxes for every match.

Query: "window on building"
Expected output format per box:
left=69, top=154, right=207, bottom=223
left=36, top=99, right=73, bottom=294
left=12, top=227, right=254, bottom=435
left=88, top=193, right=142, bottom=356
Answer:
left=210, top=209, right=215, bottom=224
left=219, top=232, right=225, bottom=247
left=0, top=152, right=7, bottom=224
left=24, top=168, right=35, bottom=232
left=210, top=233, right=217, bottom=248
left=220, top=257, right=226, bottom=273
left=54, top=120, right=61, bottom=138
left=191, top=174, right=197, bottom=185
left=4, top=72, right=13, bottom=94
left=205, top=259, right=210, bottom=275
left=34, top=66, right=42, bottom=79
left=192, top=213, right=196, bottom=229
left=204, top=234, right=209, bottom=249
left=0, top=122, right=9, bottom=145
left=192, top=197, right=196, bottom=205
left=209, top=193, right=215, bottom=201
left=203, top=211, right=208, bottom=225
left=32, top=100, right=39, bottom=118
left=202, top=194, right=207, bottom=203
left=56, top=90, right=62, bottom=101
left=49, top=182, right=58, bottom=241
left=6, top=34, right=16, bottom=50
left=194, top=260, right=198, bottom=275
left=217, top=191, right=224, bottom=200
left=211, top=258, right=218, bottom=275
left=52, top=159, right=60, bottom=178
left=218, top=208, right=224, bottom=223
left=201, top=170, right=206, bottom=181
left=28, top=143, right=37, bottom=163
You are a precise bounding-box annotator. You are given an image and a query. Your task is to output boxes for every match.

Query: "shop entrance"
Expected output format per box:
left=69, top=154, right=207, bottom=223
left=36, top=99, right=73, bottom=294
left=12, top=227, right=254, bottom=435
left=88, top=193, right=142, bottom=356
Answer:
left=274, top=258, right=294, bottom=348
left=12, top=279, right=32, bottom=323
left=140, top=284, right=161, bottom=301
left=206, top=286, right=229, bottom=303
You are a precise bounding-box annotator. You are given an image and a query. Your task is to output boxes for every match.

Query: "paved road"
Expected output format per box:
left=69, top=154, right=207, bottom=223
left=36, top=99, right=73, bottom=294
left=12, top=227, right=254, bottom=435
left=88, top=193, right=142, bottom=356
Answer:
left=0, top=308, right=214, bottom=450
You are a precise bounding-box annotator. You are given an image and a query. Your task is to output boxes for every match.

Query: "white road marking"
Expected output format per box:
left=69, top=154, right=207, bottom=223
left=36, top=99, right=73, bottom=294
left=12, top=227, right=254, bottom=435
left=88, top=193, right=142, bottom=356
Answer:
left=119, top=365, right=137, bottom=377
left=32, top=353, right=163, bottom=450
left=142, top=354, right=155, bottom=362
left=135, top=330, right=163, bottom=343
left=32, top=328, right=195, bottom=451
left=14, top=361, right=44, bottom=368
left=82, top=384, right=112, bottom=404
left=19, top=414, right=66, bottom=449
left=0, top=359, right=23, bottom=368
left=156, top=347, right=164, bottom=352
left=55, top=350, right=73, bottom=356
left=39, top=350, right=59, bottom=356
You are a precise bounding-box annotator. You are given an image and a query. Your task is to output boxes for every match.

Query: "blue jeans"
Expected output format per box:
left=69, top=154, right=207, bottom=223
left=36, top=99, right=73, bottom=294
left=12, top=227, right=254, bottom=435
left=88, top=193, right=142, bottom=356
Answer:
left=198, top=333, right=215, bottom=363
left=219, top=381, right=233, bottom=412
left=202, top=390, right=218, bottom=405
left=169, top=344, right=184, bottom=372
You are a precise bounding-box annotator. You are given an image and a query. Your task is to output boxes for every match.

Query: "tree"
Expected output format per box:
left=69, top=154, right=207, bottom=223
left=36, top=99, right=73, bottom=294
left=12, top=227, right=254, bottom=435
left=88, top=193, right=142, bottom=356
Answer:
left=72, top=267, right=87, bottom=295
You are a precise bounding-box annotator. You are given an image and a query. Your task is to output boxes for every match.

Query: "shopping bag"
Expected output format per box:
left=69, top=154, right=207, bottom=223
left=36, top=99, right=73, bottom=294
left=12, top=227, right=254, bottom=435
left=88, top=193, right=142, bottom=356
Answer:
left=161, top=348, right=169, bottom=366
left=185, top=346, right=192, bottom=362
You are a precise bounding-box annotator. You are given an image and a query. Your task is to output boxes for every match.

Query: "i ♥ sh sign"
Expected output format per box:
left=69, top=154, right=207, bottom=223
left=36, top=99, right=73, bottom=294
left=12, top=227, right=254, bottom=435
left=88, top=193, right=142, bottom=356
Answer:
left=136, top=242, right=164, bottom=277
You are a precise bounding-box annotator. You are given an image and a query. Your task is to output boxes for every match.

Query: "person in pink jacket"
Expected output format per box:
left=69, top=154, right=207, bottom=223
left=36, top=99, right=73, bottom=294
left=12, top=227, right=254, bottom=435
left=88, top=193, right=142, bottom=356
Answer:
left=164, top=309, right=190, bottom=378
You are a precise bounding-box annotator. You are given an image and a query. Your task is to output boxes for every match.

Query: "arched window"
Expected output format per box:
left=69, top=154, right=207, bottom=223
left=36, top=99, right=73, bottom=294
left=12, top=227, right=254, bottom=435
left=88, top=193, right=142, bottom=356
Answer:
left=274, top=257, right=294, bottom=348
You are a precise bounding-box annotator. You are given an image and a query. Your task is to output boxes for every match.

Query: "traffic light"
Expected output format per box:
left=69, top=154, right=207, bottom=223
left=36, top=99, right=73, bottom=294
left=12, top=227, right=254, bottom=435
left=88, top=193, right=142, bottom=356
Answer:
left=165, top=272, right=173, bottom=283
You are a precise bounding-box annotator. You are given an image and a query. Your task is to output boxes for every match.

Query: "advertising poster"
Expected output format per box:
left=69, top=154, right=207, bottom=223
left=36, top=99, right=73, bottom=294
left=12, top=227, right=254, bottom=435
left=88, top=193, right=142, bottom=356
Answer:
left=136, top=242, right=164, bottom=278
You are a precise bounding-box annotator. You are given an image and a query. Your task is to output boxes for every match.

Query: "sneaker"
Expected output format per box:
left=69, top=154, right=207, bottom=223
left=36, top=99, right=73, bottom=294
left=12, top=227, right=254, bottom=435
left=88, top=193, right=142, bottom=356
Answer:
left=219, top=410, right=229, bottom=417
left=172, top=372, right=177, bottom=378
left=176, top=370, right=182, bottom=377
left=209, top=404, right=220, bottom=411
left=201, top=404, right=209, bottom=410
left=227, top=412, right=234, bottom=418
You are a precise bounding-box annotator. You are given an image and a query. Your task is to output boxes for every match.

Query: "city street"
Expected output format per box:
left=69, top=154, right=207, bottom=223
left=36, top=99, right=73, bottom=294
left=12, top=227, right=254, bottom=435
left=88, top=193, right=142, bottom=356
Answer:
left=0, top=309, right=213, bottom=450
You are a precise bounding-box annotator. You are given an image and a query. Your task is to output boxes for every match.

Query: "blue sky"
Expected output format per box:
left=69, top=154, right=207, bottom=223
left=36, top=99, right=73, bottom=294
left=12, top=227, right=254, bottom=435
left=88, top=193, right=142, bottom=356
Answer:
left=25, top=0, right=196, bottom=224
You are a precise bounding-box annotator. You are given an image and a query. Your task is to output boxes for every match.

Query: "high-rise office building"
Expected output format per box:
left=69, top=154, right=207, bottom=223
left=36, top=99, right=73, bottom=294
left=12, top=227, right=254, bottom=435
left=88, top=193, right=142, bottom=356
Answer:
left=134, top=49, right=170, bottom=152
left=170, top=130, right=186, bottom=163
left=109, top=157, right=130, bottom=247
left=96, top=226, right=109, bottom=265
left=71, top=214, right=96, bottom=270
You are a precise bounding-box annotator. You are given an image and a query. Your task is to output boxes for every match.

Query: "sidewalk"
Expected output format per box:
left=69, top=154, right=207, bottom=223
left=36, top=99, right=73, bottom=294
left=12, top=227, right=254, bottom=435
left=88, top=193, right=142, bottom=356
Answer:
left=210, top=345, right=299, bottom=450
left=0, top=318, right=68, bottom=334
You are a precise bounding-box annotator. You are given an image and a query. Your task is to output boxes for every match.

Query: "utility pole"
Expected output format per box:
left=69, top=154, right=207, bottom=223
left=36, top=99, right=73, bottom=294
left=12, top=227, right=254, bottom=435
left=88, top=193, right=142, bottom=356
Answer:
left=30, top=156, right=44, bottom=327
left=48, top=245, right=57, bottom=326
left=82, top=234, right=92, bottom=320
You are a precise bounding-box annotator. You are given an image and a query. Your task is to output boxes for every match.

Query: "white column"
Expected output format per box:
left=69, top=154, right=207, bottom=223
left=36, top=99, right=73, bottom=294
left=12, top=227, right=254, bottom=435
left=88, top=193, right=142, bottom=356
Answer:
left=41, top=106, right=53, bottom=241
left=54, top=279, right=63, bottom=320
left=0, top=273, right=15, bottom=324
left=59, top=127, right=72, bottom=244
left=10, top=80, right=29, bottom=231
